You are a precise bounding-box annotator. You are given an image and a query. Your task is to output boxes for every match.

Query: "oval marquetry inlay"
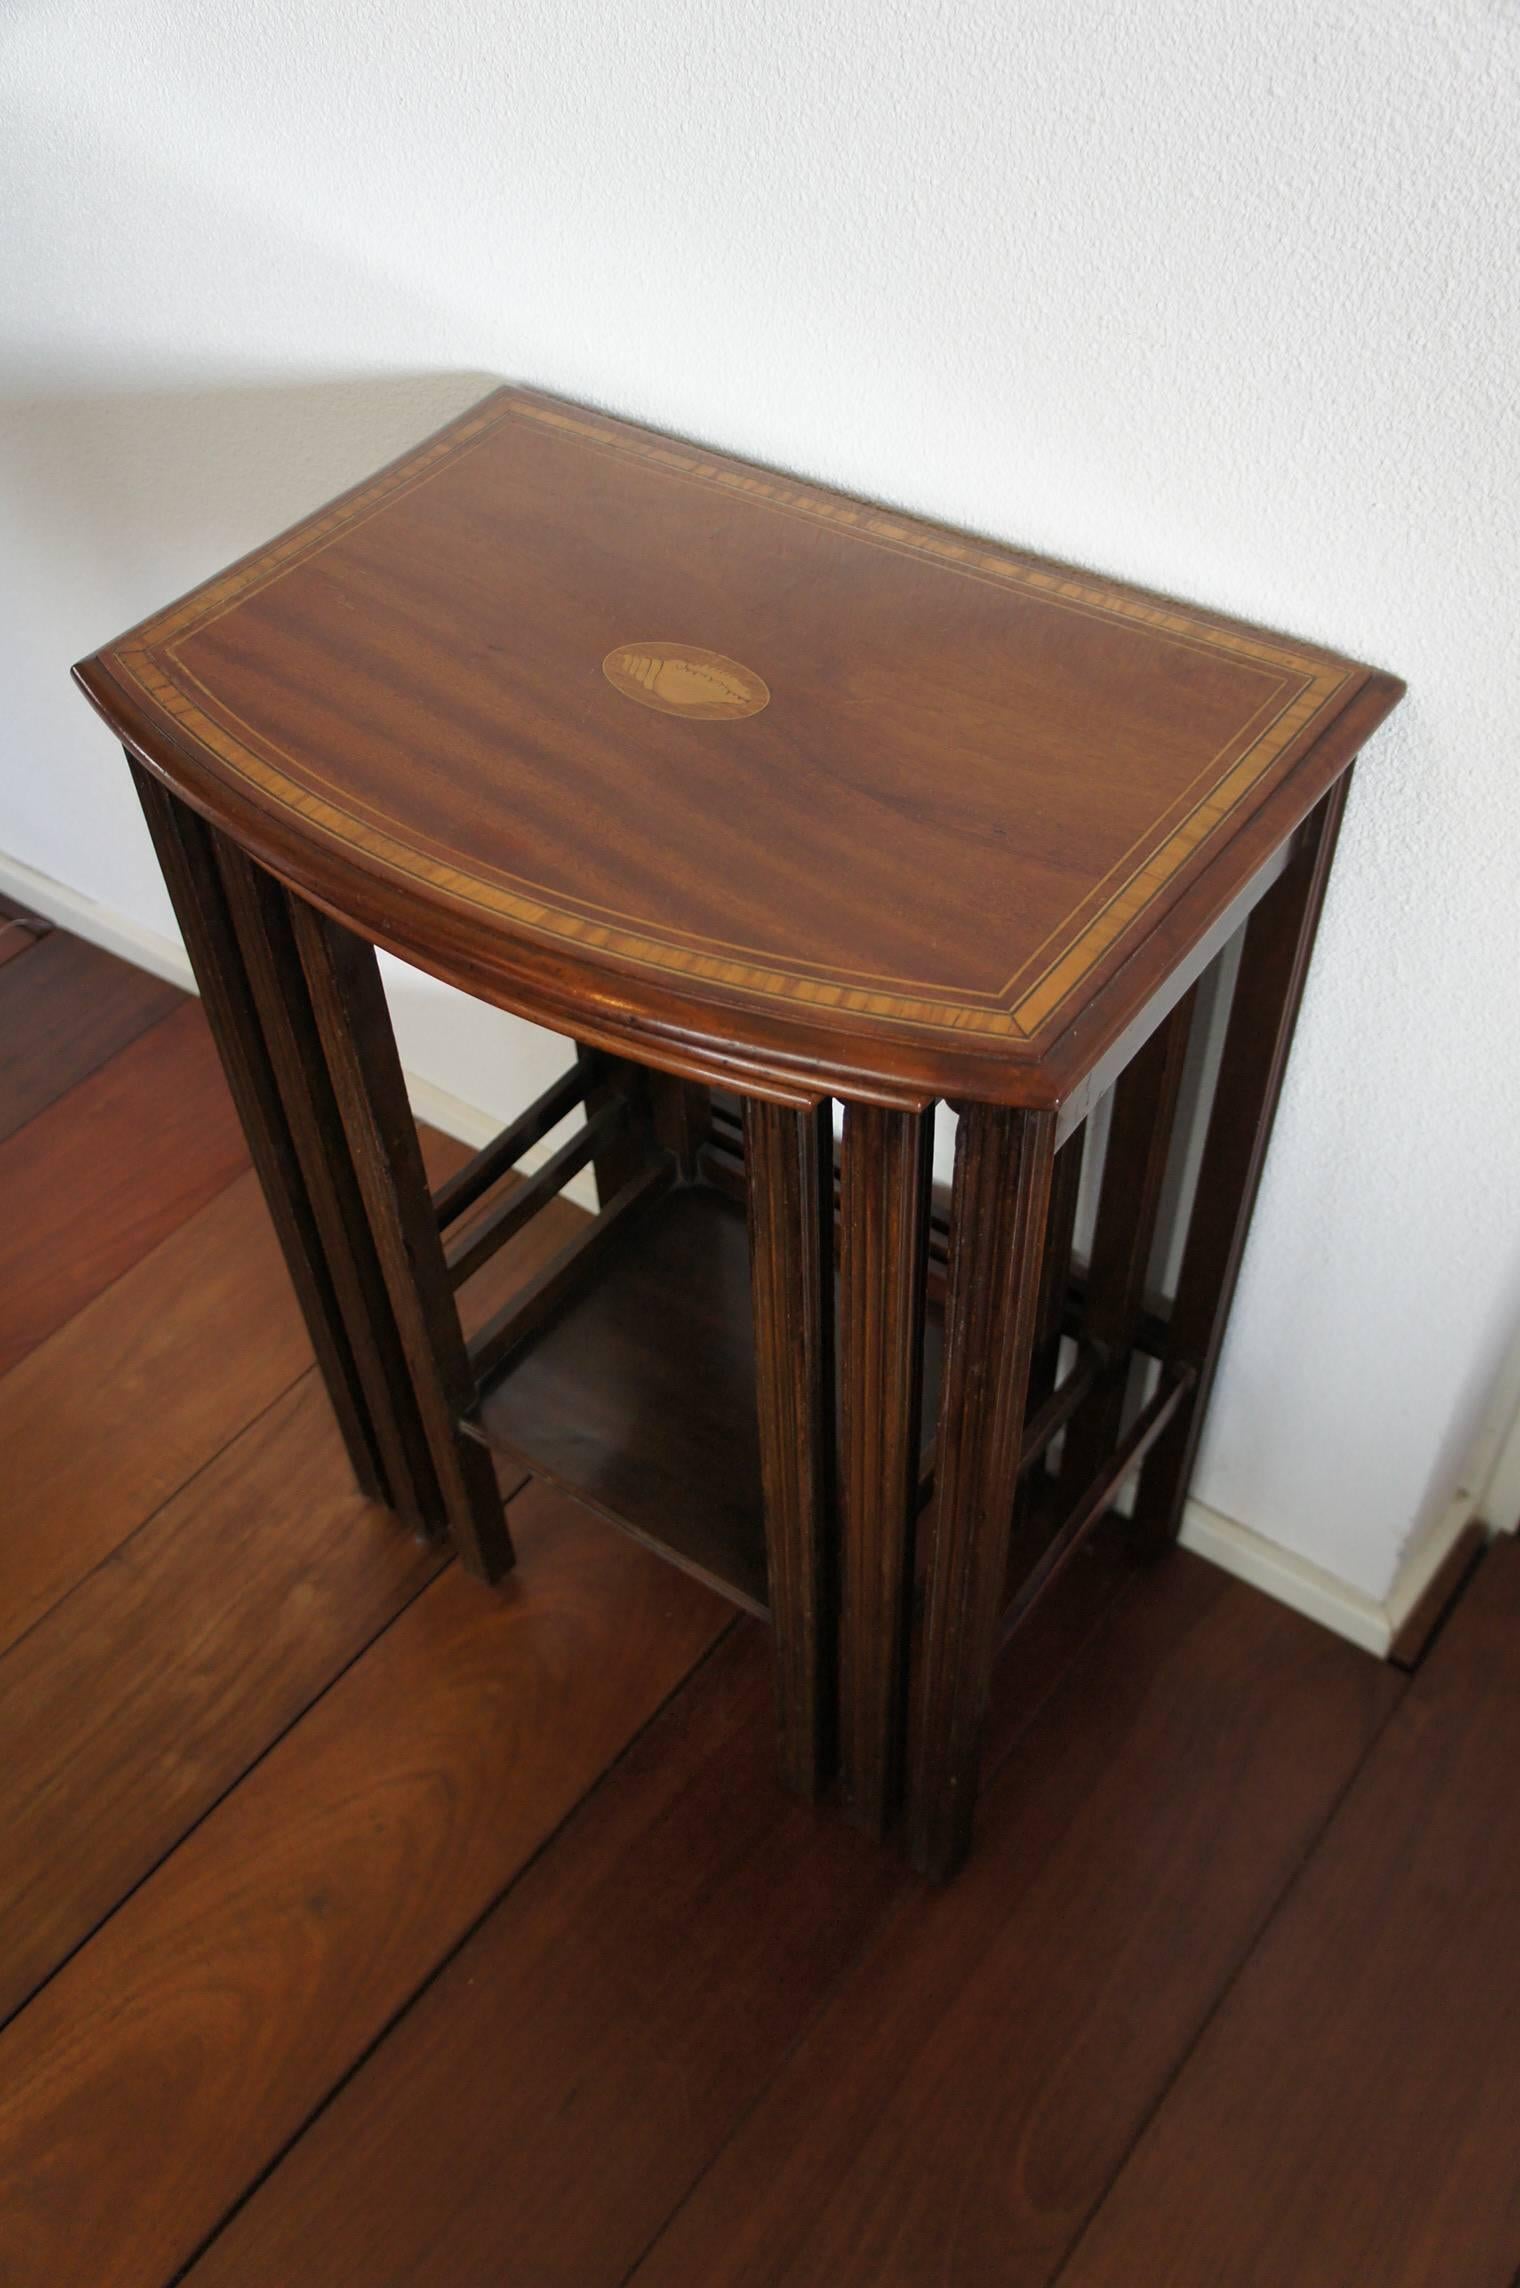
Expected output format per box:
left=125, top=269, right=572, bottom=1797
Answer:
left=602, top=642, right=769, bottom=721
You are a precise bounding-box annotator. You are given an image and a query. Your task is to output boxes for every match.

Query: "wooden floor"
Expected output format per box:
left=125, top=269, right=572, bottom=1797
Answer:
left=2, top=915, right=1517, bottom=2288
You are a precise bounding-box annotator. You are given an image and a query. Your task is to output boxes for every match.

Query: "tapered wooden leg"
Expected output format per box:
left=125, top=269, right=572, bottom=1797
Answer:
left=293, top=900, right=511, bottom=1581
left=1057, top=987, right=1197, bottom=1500
left=215, top=841, right=447, bottom=1535
left=838, top=1101, right=934, bottom=1834
left=576, top=1046, right=651, bottom=1205
left=129, top=760, right=385, bottom=1503
left=649, top=1072, right=712, bottom=1181
left=576, top=1043, right=711, bottom=1192
left=910, top=1102, right=1056, bottom=1879
left=1133, top=778, right=1352, bottom=1553
left=744, top=1096, right=836, bottom=1799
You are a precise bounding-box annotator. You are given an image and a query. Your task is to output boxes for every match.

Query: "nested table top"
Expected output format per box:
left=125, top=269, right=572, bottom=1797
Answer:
left=76, top=385, right=1400, bottom=1107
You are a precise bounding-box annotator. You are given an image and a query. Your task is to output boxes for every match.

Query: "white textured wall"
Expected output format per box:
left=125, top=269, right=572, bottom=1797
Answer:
left=3, top=0, right=1517, bottom=1603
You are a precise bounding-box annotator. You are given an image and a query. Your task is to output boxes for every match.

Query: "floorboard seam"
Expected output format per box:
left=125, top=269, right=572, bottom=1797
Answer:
left=0, top=1359, right=315, bottom=1672
left=164, top=1611, right=743, bottom=2288
left=1391, top=1531, right=1491, bottom=1676
left=1046, top=1659, right=1412, bottom=2288
left=0, top=976, right=188, bottom=1148
left=0, top=1139, right=251, bottom=1392
left=0, top=1515, right=452, bottom=2042
left=613, top=1558, right=1149, bottom=2288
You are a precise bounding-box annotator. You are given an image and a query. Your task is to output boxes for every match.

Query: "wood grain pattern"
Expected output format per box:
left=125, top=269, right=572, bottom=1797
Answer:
left=0, top=1172, right=312, bottom=1656
left=0, top=1483, right=727, bottom=2288
left=744, top=1097, right=837, bottom=1795
left=133, top=762, right=389, bottom=1501
left=477, top=1186, right=771, bottom=1612
left=0, top=1376, right=442, bottom=2029
left=182, top=1522, right=1143, bottom=2288
left=0, top=929, right=181, bottom=1144
left=629, top=1555, right=1401, bottom=2288
left=15, top=911, right=1483, bottom=2288
left=184, top=1630, right=889, bottom=2288
left=294, top=900, right=510, bottom=1576
left=0, top=1000, right=247, bottom=1378
left=0, top=1107, right=545, bottom=1687
left=911, top=1101, right=1056, bottom=1877
left=1062, top=1539, right=1520, bottom=2288
left=838, top=1101, right=933, bottom=1832
left=216, top=839, right=444, bottom=1530
left=76, top=386, right=1401, bottom=1110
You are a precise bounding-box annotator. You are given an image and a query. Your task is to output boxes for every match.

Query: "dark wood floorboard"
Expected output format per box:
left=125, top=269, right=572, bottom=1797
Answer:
left=185, top=1623, right=889, bottom=2288
left=625, top=1553, right=1400, bottom=2288
left=0, top=1171, right=315, bottom=1655
left=0, top=999, right=249, bottom=1377
left=2, top=936, right=1515, bottom=2288
left=0, top=1376, right=443, bottom=2030
left=0, top=929, right=181, bottom=1142
left=0, top=1483, right=728, bottom=2288
left=182, top=1520, right=1140, bottom=2288
left=1059, top=1535, right=1520, bottom=2288
left=0, top=1109, right=551, bottom=1659
left=0, top=1094, right=583, bottom=2032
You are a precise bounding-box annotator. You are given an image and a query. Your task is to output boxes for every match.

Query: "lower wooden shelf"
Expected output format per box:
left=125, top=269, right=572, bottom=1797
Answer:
left=472, top=1181, right=947, bottom=1618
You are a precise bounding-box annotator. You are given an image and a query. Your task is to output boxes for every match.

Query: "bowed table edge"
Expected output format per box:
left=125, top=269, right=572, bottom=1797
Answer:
left=118, top=712, right=1367, bottom=1879
left=79, top=653, right=1401, bottom=1118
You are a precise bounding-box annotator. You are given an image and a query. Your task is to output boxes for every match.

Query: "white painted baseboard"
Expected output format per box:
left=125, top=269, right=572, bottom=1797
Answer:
left=0, top=849, right=196, bottom=993
left=1, top=838, right=1501, bottom=1661
left=1181, top=1358, right=1520, bottom=1655
left=1180, top=1493, right=1482, bottom=1659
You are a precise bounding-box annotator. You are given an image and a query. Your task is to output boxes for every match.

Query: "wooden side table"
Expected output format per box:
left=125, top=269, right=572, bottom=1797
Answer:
left=75, top=388, right=1401, bottom=1877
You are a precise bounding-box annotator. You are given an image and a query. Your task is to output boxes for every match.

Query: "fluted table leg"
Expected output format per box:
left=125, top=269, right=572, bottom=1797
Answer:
left=910, top=1101, right=1056, bottom=1879
left=294, top=901, right=511, bottom=1582
left=838, top=1101, right=934, bottom=1835
left=215, top=841, right=448, bottom=1537
left=744, top=1096, right=837, bottom=1800
left=129, top=760, right=386, bottom=1506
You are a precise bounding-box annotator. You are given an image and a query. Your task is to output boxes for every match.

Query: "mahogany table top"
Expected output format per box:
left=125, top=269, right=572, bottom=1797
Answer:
left=76, top=386, right=1401, bottom=1107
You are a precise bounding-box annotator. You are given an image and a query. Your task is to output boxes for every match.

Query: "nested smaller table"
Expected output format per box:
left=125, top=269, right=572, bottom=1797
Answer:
left=75, top=387, right=1401, bottom=1877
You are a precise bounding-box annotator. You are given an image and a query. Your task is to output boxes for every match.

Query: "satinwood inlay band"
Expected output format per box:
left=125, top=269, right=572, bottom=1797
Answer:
left=79, top=386, right=1381, bottom=1061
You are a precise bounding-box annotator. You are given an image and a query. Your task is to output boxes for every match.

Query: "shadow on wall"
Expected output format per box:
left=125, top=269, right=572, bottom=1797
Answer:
left=0, top=370, right=582, bottom=1134
left=2, top=370, right=497, bottom=599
